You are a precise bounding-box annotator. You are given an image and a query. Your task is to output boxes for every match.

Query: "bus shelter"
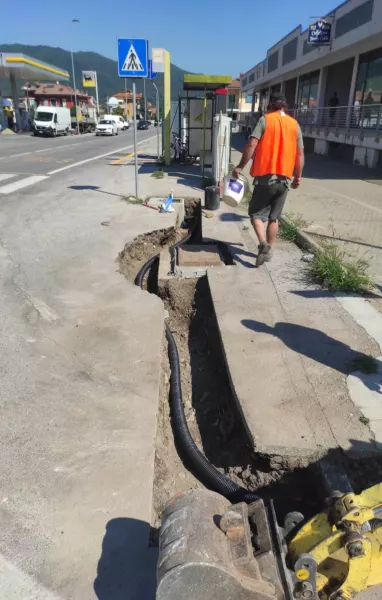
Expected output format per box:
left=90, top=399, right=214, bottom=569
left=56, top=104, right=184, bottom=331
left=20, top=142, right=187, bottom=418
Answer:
left=182, top=74, right=232, bottom=178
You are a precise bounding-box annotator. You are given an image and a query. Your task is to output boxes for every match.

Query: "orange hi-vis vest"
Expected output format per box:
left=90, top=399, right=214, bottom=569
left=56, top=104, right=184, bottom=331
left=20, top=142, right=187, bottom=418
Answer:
left=250, top=111, right=298, bottom=179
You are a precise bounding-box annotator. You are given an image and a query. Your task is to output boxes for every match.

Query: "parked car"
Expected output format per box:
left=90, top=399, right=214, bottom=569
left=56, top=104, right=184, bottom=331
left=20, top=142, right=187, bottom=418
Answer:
left=95, top=119, right=118, bottom=136
left=33, top=107, right=71, bottom=137
left=138, top=120, right=149, bottom=130
left=122, top=118, right=130, bottom=130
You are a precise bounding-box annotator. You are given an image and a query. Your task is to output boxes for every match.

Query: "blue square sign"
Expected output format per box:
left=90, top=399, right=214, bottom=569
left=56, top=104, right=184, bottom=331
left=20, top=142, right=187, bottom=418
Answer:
left=118, top=38, right=148, bottom=78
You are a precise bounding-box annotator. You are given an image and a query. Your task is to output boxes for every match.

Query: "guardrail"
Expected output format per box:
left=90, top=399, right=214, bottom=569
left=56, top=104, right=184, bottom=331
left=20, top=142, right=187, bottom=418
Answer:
left=292, top=104, right=382, bottom=134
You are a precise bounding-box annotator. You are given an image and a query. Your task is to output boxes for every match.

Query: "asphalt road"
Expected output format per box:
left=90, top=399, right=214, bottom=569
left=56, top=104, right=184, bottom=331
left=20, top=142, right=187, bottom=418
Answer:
left=0, top=132, right=168, bottom=599
left=0, top=128, right=157, bottom=194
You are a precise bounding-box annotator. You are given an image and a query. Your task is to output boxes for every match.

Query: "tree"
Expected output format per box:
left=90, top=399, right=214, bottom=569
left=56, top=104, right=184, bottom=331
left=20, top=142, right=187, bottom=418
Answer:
left=114, top=106, right=125, bottom=116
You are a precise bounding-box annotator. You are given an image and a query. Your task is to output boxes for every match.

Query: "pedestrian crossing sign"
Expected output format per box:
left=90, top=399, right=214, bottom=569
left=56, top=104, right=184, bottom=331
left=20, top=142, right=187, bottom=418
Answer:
left=118, top=38, right=148, bottom=78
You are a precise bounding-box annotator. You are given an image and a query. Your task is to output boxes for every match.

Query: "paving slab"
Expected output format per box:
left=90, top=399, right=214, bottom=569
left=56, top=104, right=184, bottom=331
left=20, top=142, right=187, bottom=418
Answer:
left=208, top=237, right=380, bottom=462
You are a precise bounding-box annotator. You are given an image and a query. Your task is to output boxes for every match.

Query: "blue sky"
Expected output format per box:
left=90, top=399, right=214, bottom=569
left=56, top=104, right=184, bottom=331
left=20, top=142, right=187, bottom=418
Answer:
left=4, top=0, right=339, bottom=75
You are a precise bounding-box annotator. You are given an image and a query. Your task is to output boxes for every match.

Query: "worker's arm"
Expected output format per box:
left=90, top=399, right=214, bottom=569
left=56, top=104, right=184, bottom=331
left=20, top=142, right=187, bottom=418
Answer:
left=232, top=137, right=258, bottom=179
left=291, top=148, right=305, bottom=188
left=291, top=124, right=305, bottom=189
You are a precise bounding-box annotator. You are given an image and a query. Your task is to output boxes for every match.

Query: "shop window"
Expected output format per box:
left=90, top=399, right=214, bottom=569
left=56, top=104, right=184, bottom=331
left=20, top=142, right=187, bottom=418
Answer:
left=335, top=0, right=374, bottom=39
left=353, top=47, right=382, bottom=128
left=268, top=50, right=279, bottom=74
left=282, top=38, right=298, bottom=66
left=296, top=71, right=320, bottom=110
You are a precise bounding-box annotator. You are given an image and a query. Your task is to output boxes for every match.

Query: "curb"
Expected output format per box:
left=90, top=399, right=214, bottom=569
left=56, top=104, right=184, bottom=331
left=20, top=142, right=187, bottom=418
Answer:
left=279, top=215, right=322, bottom=254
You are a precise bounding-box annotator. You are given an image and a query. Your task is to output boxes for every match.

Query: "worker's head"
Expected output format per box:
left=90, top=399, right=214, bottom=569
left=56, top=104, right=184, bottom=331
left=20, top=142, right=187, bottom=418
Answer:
left=268, top=92, right=288, bottom=112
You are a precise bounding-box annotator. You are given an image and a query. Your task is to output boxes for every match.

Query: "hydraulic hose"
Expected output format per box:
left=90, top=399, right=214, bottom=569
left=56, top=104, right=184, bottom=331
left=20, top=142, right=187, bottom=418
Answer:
left=134, top=222, right=260, bottom=505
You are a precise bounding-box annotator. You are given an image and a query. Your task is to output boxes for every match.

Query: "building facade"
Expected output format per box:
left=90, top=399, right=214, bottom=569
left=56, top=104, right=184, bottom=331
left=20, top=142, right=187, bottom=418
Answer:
left=109, top=90, right=144, bottom=119
left=21, top=82, right=93, bottom=110
left=241, top=0, right=382, bottom=168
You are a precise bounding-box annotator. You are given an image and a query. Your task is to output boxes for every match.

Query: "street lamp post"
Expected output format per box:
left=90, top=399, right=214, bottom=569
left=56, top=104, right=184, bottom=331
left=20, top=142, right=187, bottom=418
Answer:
left=70, top=18, right=80, bottom=134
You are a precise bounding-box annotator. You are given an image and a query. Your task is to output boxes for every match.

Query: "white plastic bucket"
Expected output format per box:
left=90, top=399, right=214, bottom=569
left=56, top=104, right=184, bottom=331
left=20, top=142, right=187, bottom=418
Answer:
left=222, top=175, right=245, bottom=207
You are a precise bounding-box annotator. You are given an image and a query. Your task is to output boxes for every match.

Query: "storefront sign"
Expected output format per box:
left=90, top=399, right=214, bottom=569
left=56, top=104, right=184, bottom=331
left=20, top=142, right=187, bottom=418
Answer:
left=308, top=20, right=332, bottom=45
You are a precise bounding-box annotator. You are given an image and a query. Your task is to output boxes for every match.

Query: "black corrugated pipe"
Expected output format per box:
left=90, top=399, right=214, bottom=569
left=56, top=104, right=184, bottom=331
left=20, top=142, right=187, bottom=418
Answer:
left=134, top=222, right=260, bottom=505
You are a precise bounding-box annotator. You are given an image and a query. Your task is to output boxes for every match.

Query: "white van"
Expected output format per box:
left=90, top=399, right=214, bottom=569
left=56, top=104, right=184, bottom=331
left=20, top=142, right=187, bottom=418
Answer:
left=33, top=107, right=71, bottom=137
left=103, top=114, right=128, bottom=131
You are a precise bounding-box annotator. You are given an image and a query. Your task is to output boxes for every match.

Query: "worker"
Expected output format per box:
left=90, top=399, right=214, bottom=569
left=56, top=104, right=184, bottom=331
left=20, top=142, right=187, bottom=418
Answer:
left=233, top=92, right=304, bottom=266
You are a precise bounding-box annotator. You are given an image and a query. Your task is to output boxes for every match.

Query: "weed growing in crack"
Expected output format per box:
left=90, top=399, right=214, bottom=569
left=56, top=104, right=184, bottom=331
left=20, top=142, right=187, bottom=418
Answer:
left=121, top=195, right=144, bottom=205
left=151, top=169, right=165, bottom=179
left=310, top=243, right=372, bottom=292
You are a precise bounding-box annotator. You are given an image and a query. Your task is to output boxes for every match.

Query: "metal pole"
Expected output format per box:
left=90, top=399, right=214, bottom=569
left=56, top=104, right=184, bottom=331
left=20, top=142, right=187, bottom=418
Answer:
left=125, top=78, right=128, bottom=119
left=153, top=82, right=160, bottom=159
left=143, top=78, right=147, bottom=120
left=95, top=71, right=100, bottom=115
left=70, top=19, right=80, bottom=134
left=133, top=81, right=139, bottom=199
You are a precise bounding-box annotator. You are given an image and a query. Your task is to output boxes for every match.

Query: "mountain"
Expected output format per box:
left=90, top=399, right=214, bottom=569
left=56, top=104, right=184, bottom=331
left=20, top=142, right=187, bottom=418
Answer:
left=0, top=44, right=189, bottom=105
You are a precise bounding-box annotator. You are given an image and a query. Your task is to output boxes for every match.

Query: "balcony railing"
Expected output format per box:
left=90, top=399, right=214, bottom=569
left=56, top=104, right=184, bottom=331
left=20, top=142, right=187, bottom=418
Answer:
left=291, top=104, right=382, bottom=135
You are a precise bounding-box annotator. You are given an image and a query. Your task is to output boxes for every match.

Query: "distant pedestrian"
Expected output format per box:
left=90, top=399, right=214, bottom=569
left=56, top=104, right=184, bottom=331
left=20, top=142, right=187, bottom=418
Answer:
left=328, top=92, right=339, bottom=126
left=233, top=93, right=305, bottom=266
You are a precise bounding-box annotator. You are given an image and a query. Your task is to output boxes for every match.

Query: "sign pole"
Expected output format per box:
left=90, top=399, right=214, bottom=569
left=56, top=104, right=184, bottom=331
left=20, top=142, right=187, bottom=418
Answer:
left=132, top=79, right=139, bottom=199
left=164, top=50, right=171, bottom=166
left=95, top=72, right=100, bottom=115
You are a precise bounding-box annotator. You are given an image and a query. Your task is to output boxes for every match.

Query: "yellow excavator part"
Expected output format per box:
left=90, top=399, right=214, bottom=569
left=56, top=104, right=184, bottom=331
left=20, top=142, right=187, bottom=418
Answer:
left=288, top=484, right=382, bottom=599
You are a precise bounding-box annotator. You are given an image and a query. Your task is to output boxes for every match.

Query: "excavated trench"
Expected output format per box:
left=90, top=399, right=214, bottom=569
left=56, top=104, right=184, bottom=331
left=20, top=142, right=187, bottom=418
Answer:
left=119, top=204, right=382, bottom=541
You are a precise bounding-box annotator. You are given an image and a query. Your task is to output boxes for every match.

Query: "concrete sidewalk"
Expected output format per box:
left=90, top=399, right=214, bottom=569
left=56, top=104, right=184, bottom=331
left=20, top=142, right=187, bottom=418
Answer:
left=0, top=137, right=201, bottom=599
left=231, top=134, right=382, bottom=291
left=202, top=195, right=382, bottom=463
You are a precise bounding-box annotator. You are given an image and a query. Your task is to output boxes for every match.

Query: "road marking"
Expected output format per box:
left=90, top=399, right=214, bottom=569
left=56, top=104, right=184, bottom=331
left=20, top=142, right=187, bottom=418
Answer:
left=111, top=151, right=136, bottom=165
left=0, top=175, right=49, bottom=194
left=0, top=138, right=104, bottom=161
left=47, top=135, right=156, bottom=175
left=0, top=174, right=17, bottom=182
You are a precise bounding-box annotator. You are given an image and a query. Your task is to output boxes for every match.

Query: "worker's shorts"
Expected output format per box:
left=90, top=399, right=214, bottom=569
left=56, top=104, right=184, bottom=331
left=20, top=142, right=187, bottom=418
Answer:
left=248, top=181, right=288, bottom=222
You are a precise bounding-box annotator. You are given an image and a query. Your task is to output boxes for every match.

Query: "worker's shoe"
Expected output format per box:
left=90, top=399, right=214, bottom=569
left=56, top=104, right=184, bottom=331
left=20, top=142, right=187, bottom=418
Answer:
left=256, top=242, right=271, bottom=266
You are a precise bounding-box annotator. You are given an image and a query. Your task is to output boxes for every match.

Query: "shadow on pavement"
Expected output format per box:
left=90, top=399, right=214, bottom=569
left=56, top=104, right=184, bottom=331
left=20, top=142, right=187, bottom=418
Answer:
left=94, top=517, right=158, bottom=600
left=219, top=212, right=249, bottom=222
left=303, top=153, right=382, bottom=183
left=69, top=185, right=122, bottom=198
left=241, top=319, right=382, bottom=394
left=291, top=289, right=381, bottom=300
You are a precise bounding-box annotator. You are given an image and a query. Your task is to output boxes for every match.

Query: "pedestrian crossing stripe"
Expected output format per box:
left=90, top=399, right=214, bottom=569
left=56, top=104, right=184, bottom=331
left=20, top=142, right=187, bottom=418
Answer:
left=0, top=174, right=49, bottom=194
left=122, top=44, right=144, bottom=72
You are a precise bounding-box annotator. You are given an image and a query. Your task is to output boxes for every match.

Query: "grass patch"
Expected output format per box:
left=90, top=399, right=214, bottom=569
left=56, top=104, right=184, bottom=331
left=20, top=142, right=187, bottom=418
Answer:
left=121, top=195, right=144, bottom=205
left=349, top=354, right=379, bottom=375
left=279, top=219, right=300, bottom=242
left=279, top=214, right=308, bottom=243
left=151, top=169, right=165, bottom=179
left=310, top=244, right=372, bottom=292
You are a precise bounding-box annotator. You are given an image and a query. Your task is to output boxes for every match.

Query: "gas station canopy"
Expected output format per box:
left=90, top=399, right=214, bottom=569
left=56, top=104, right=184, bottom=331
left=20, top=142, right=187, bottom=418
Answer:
left=183, top=74, right=232, bottom=91
left=0, top=53, right=70, bottom=81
